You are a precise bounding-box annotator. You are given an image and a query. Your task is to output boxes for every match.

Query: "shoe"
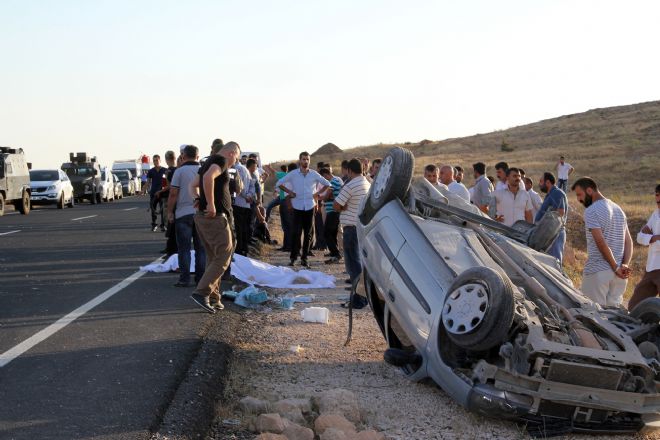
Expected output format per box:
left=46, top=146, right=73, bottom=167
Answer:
left=325, top=256, right=341, bottom=264
left=288, top=260, right=296, bottom=267
left=307, top=251, right=315, bottom=257
left=301, top=260, right=310, bottom=268
left=191, top=293, right=216, bottom=314
left=209, top=300, right=225, bottom=311
left=174, top=281, right=193, bottom=287
left=344, top=278, right=351, bottom=284
left=152, top=226, right=159, bottom=232
left=340, top=295, right=369, bottom=309
left=160, top=226, right=166, bottom=232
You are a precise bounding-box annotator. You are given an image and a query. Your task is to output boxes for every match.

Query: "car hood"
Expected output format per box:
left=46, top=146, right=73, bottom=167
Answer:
left=30, top=180, right=59, bottom=187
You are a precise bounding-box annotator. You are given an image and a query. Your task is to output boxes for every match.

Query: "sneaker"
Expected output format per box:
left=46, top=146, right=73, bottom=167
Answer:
left=191, top=293, right=216, bottom=314
left=340, top=295, right=369, bottom=309
left=174, top=281, right=193, bottom=287
left=301, top=260, right=310, bottom=268
left=324, top=256, right=341, bottom=264
left=288, top=259, right=296, bottom=267
left=344, top=278, right=352, bottom=284
left=152, top=226, right=159, bottom=232
left=160, top=226, right=166, bottom=232
left=209, top=300, right=225, bottom=311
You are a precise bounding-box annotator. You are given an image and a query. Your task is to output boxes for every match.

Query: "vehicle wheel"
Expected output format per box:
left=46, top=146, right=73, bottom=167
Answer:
left=17, top=190, right=30, bottom=215
left=442, top=267, right=514, bottom=351
left=96, top=190, right=102, bottom=204
left=0, top=192, right=4, bottom=216
left=57, top=193, right=65, bottom=209
left=68, top=195, right=75, bottom=208
left=630, top=298, right=660, bottom=324
left=361, top=147, right=414, bottom=223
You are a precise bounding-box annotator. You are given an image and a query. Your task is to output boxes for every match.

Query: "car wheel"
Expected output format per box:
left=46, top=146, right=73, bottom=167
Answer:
left=442, top=267, right=514, bottom=351
left=361, top=147, right=414, bottom=223
left=68, top=195, right=75, bottom=208
left=630, top=298, right=660, bottom=324
left=0, top=192, right=4, bottom=216
left=57, top=192, right=65, bottom=209
left=17, top=190, right=30, bottom=215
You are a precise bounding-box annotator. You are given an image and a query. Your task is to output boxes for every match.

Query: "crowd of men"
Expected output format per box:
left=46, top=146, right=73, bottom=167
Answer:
left=142, top=142, right=658, bottom=314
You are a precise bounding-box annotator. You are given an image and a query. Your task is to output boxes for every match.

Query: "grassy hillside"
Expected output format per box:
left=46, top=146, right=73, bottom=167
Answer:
left=273, top=100, right=660, bottom=302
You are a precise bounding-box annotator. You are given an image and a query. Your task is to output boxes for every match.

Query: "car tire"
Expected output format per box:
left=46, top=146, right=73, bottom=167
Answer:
left=68, top=195, right=75, bottom=208
left=57, top=193, right=65, bottom=209
left=630, top=298, right=660, bottom=324
left=0, top=192, right=4, bottom=216
left=17, top=189, right=30, bottom=215
left=442, top=267, right=514, bottom=351
left=361, top=147, right=414, bottom=224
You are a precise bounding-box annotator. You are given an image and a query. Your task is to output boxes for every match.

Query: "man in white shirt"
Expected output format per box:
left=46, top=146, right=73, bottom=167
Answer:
left=277, top=151, right=330, bottom=268
left=490, top=167, right=533, bottom=227
left=524, top=176, right=543, bottom=222
left=232, top=158, right=256, bottom=256
left=628, top=184, right=660, bottom=310
left=573, top=177, right=633, bottom=307
left=334, top=158, right=371, bottom=308
left=494, top=161, right=509, bottom=191
left=439, top=165, right=470, bottom=202
left=556, top=155, right=574, bottom=192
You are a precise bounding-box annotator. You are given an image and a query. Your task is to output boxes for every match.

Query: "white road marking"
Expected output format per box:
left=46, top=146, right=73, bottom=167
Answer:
left=0, top=230, right=20, bottom=236
left=122, top=207, right=138, bottom=211
left=0, top=257, right=162, bottom=368
left=71, top=215, right=97, bottom=221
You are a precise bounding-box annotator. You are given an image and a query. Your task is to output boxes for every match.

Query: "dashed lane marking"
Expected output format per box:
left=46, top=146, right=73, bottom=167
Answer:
left=0, top=230, right=20, bottom=236
left=71, top=215, right=98, bottom=221
left=122, top=207, right=138, bottom=211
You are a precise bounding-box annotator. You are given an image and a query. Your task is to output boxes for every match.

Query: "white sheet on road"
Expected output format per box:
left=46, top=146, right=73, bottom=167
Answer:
left=140, top=252, right=336, bottom=289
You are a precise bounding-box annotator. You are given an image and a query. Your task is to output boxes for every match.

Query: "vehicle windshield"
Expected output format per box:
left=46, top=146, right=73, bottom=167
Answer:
left=64, top=166, right=94, bottom=177
left=115, top=170, right=129, bottom=180
left=30, top=170, right=59, bottom=181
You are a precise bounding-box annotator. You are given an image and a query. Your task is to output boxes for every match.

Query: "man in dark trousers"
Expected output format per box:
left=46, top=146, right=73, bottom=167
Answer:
left=277, top=152, right=330, bottom=268
left=142, top=154, right=168, bottom=232
left=190, top=142, right=240, bottom=313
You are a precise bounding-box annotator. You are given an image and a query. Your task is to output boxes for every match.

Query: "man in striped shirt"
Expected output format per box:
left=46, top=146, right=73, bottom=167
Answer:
left=334, top=158, right=371, bottom=308
left=319, top=167, right=343, bottom=263
left=573, top=177, right=633, bottom=307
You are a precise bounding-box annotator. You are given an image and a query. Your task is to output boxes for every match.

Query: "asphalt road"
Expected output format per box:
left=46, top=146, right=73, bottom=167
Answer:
left=0, top=197, right=217, bottom=440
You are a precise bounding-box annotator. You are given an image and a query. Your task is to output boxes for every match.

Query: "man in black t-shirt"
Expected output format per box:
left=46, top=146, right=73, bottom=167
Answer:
left=142, top=154, right=168, bottom=232
left=190, top=142, right=240, bottom=313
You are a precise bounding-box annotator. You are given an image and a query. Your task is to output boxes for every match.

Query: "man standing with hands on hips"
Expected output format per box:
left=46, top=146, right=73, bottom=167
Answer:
left=190, top=142, right=240, bottom=313
left=277, top=151, right=330, bottom=268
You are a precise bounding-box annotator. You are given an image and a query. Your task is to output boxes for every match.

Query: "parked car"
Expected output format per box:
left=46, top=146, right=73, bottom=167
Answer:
left=113, top=169, right=135, bottom=196
left=0, top=146, right=31, bottom=216
left=99, top=168, right=115, bottom=202
left=357, top=147, right=660, bottom=436
left=29, top=169, right=75, bottom=209
left=112, top=173, right=123, bottom=200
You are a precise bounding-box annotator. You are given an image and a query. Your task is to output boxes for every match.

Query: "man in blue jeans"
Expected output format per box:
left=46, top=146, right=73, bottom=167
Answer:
left=334, top=158, right=371, bottom=308
left=167, top=145, right=205, bottom=287
left=536, top=171, right=568, bottom=264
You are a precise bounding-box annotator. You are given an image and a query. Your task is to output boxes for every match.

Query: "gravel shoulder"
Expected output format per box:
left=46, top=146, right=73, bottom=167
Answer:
left=205, top=240, right=658, bottom=440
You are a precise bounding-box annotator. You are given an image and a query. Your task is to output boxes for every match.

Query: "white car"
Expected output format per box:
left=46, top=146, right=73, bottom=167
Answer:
left=29, top=169, right=75, bottom=209
left=112, top=173, right=123, bottom=200
left=99, top=168, right=115, bottom=202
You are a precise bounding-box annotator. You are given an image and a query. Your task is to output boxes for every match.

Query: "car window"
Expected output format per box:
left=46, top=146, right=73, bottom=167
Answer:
left=30, top=170, right=59, bottom=181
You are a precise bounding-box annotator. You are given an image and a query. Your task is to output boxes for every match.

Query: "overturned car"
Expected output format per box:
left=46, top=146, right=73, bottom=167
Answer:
left=356, top=147, right=660, bottom=436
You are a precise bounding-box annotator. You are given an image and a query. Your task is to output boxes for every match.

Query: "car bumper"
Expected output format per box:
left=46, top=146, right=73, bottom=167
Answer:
left=30, top=193, right=59, bottom=204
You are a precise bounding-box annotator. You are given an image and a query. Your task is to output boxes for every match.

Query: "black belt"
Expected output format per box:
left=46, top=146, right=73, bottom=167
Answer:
left=343, top=225, right=356, bottom=229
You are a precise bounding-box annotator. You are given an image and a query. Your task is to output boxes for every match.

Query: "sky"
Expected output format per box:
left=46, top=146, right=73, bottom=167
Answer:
left=1, top=0, right=659, bottom=169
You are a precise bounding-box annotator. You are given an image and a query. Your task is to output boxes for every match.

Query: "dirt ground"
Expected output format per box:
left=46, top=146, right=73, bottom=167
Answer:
left=208, top=231, right=658, bottom=440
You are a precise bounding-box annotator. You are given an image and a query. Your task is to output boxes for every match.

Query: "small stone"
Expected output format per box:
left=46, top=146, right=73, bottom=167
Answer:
left=282, top=422, right=315, bottom=440
left=255, top=434, right=288, bottom=440
left=317, top=389, right=361, bottom=423
left=320, top=428, right=349, bottom=440
left=314, top=414, right=357, bottom=436
left=240, top=396, right=271, bottom=414
left=275, top=397, right=313, bottom=415
left=256, top=413, right=285, bottom=434
left=351, top=430, right=385, bottom=440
